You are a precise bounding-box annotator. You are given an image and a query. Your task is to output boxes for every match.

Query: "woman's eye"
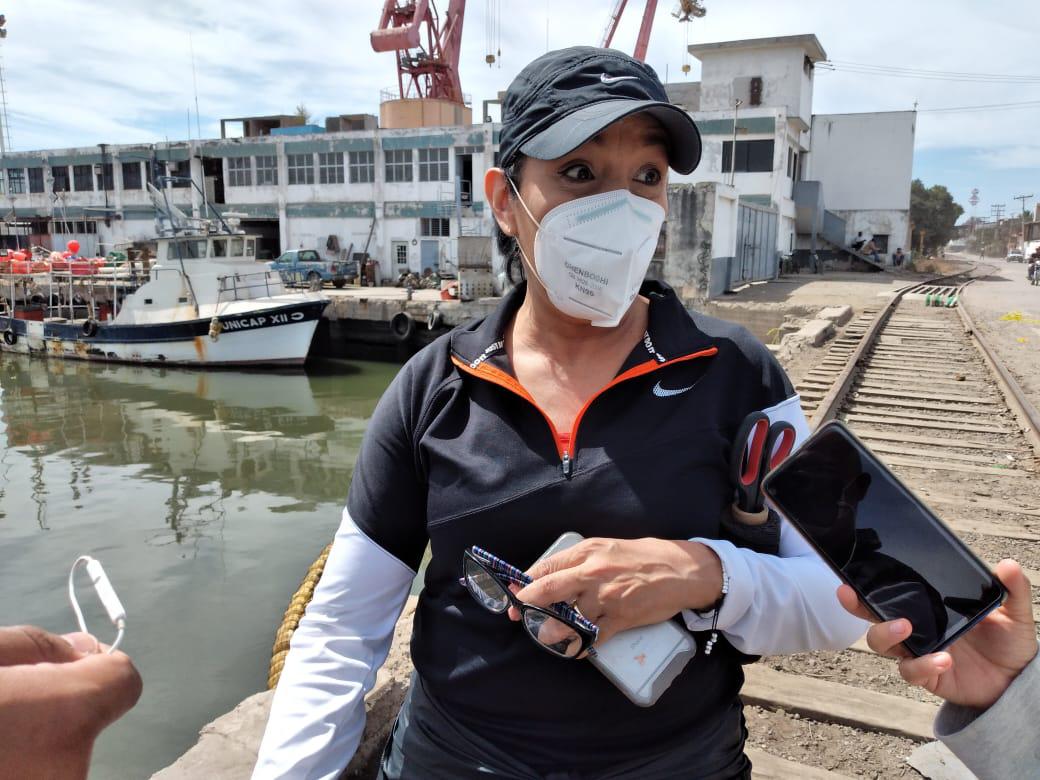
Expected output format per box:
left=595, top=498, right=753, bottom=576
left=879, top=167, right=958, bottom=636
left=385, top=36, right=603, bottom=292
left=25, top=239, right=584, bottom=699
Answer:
left=561, top=164, right=594, bottom=182
left=636, top=167, right=662, bottom=186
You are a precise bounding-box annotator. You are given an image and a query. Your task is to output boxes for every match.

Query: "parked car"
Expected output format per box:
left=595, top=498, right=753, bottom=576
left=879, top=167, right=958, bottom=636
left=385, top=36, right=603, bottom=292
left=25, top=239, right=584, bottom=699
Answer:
left=269, top=249, right=354, bottom=288
left=1006, top=251, right=1026, bottom=263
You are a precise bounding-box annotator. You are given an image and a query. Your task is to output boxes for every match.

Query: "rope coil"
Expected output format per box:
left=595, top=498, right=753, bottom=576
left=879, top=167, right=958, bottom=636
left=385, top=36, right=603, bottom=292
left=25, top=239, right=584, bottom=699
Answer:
left=267, top=543, right=333, bottom=689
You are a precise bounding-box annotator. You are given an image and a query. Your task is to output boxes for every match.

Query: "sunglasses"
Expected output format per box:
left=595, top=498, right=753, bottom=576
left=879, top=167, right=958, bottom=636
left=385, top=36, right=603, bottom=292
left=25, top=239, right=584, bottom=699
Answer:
left=460, top=546, right=599, bottom=659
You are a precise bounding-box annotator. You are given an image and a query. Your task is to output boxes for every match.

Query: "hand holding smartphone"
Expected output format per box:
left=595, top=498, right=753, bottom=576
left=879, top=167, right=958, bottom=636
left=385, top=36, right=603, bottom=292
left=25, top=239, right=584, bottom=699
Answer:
left=760, top=421, right=1005, bottom=657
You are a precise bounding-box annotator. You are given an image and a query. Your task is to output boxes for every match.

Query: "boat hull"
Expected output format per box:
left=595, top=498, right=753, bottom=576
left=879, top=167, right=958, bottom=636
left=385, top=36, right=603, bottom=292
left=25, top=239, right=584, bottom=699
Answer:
left=0, top=299, right=327, bottom=368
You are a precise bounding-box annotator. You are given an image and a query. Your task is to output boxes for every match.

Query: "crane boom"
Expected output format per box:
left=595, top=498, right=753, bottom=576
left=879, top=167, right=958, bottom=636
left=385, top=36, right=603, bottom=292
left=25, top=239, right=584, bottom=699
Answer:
left=633, top=0, right=658, bottom=61
left=370, top=0, right=467, bottom=103
left=599, top=0, right=658, bottom=62
left=601, top=0, right=629, bottom=49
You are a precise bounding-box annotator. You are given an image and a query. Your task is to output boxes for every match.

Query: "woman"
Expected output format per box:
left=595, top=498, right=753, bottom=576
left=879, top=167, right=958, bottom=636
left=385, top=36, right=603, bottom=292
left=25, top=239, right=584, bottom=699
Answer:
left=255, top=47, right=865, bottom=780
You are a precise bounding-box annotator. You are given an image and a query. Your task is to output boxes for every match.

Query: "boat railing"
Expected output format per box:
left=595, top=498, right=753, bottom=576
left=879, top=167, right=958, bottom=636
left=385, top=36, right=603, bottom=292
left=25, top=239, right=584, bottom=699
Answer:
left=217, top=271, right=279, bottom=303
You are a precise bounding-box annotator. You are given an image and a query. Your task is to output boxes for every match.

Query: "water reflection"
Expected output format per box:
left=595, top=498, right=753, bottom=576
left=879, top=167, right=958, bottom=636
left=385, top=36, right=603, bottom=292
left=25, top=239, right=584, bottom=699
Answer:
left=0, top=358, right=386, bottom=545
left=0, top=354, right=398, bottom=779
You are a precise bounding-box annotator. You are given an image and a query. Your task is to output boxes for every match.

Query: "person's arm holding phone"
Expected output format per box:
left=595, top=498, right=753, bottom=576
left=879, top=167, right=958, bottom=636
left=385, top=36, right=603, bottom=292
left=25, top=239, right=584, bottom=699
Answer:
left=838, top=560, right=1039, bottom=779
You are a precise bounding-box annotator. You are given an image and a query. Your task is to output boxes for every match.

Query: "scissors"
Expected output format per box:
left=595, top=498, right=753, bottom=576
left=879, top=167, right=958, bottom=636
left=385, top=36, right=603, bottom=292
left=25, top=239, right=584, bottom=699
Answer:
left=730, top=411, right=797, bottom=513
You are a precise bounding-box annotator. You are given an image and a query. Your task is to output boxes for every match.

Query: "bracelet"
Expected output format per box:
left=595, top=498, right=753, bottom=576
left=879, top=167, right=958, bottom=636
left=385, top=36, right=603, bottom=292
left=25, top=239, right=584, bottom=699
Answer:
left=703, top=558, right=730, bottom=656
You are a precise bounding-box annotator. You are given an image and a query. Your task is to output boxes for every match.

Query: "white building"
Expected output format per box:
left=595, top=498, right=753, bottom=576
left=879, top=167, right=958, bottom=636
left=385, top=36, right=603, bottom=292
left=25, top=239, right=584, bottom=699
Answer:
left=0, top=33, right=915, bottom=294
left=0, top=122, right=495, bottom=287
left=666, top=34, right=915, bottom=277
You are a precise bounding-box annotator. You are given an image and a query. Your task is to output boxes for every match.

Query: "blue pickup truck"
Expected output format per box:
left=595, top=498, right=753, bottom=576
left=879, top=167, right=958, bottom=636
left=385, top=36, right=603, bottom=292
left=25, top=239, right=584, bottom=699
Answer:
left=269, top=249, right=355, bottom=288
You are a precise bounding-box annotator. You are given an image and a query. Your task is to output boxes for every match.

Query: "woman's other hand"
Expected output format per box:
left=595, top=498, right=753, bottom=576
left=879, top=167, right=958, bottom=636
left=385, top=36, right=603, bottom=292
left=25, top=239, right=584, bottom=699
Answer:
left=512, top=537, right=722, bottom=644
left=837, top=560, right=1037, bottom=710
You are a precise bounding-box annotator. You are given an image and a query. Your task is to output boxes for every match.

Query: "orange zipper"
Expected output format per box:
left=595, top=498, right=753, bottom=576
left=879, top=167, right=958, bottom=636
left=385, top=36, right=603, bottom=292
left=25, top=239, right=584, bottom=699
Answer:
left=451, top=346, right=718, bottom=477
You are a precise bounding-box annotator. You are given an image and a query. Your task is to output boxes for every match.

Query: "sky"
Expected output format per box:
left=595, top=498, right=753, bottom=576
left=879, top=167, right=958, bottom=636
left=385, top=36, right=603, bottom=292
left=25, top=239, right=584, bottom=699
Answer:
left=2, top=0, right=1038, bottom=222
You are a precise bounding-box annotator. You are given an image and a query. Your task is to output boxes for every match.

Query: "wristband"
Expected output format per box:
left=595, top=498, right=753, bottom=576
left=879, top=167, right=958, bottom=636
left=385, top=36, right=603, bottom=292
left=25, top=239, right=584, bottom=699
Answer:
left=702, top=557, right=729, bottom=656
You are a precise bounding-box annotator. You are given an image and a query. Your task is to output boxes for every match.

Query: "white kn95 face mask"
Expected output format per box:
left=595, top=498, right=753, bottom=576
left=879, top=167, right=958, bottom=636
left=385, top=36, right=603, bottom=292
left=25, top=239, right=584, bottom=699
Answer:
left=509, top=181, right=666, bottom=328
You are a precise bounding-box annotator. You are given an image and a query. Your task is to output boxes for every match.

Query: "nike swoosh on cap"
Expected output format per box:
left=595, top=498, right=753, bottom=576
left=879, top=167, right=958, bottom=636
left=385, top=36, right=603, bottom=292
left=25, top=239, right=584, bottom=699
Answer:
left=652, top=381, right=696, bottom=398
left=599, top=73, right=639, bottom=84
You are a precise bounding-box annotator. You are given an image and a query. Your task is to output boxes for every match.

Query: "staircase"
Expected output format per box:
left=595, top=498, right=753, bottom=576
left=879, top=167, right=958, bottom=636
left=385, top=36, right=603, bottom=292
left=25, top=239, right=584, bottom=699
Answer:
left=820, top=209, right=886, bottom=271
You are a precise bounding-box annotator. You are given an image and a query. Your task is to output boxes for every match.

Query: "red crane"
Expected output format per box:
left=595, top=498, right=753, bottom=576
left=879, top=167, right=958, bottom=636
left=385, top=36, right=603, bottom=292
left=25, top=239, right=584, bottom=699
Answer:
left=370, top=0, right=467, bottom=103
left=600, top=0, right=659, bottom=62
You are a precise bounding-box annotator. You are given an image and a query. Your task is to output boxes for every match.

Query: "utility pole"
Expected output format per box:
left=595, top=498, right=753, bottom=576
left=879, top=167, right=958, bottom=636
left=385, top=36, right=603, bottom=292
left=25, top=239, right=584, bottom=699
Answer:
left=729, top=98, right=742, bottom=187
left=991, top=203, right=1006, bottom=253
left=0, top=15, right=10, bottom=154
left=1014, top=193, right=1032, bottom=251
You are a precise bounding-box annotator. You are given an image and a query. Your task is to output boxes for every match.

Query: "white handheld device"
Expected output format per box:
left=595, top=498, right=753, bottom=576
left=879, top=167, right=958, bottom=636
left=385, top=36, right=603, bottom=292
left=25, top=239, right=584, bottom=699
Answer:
left=537, top=532, right=697, bottom=707
left=68, top=556, right=127, bottom=654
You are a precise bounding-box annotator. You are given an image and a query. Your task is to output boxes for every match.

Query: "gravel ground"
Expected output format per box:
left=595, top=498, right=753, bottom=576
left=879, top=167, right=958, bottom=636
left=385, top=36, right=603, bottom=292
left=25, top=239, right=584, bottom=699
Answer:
left=763, top=650, right=943, bottom=705
left=955, top=254, right=1040, bottom=413
left=744, top=705, right=922, bottom=778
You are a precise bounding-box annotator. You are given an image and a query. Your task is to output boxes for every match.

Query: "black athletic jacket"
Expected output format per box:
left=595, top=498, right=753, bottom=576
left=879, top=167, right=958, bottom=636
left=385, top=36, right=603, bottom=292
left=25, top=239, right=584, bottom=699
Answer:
left=254, top=281, right=864, bottom=780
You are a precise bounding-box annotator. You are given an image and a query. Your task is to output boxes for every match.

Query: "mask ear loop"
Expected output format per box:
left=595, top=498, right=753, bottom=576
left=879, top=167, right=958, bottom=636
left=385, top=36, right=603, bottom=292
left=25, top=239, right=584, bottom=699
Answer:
left=504, top=175, right=549, bottom=290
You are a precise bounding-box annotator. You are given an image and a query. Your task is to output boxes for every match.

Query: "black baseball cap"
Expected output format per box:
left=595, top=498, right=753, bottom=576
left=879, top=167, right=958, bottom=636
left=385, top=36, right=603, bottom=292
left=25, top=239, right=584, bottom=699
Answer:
left=497, top=46, right=701, bottom=174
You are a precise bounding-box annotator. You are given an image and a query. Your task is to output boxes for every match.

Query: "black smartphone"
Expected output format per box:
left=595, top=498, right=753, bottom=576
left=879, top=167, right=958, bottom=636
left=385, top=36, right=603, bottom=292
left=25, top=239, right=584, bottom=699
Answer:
left=760, top=420, right=1005, bottom=657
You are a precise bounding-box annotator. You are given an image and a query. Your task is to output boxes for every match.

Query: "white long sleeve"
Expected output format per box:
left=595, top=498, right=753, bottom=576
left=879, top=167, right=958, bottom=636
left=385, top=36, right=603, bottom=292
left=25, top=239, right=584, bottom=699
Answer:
left=252, top=509, right=415, bottom=780
left=682, top=395, right=869, bottom=653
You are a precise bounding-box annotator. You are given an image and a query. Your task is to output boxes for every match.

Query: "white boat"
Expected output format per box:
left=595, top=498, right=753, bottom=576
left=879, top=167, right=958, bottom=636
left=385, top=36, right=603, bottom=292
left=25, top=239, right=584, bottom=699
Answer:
left=0, top=231, right=328, bottom=367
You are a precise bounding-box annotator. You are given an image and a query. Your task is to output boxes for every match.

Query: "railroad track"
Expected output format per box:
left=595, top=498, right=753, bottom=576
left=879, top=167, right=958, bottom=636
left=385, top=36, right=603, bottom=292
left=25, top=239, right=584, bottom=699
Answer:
left=743, top=264, right=1040, bottom=778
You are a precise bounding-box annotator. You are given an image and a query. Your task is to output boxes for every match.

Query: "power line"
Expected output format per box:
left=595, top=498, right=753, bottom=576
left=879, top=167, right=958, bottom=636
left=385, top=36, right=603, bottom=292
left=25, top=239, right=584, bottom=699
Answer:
left=917, top=99, right=1040, bottom=114
left=818, top=60, right=1040, bottom=84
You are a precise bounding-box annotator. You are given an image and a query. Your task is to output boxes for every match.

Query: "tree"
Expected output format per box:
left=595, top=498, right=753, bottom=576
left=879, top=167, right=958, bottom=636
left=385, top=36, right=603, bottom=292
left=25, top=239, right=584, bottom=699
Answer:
left=294, top=103, right=311, bottom=124
left=910, top=179, right=964, bottom=255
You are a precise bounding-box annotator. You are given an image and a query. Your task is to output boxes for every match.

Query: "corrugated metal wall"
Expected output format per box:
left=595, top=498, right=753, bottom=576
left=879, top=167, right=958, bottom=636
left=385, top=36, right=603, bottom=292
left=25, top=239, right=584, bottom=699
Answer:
left=735, top=202, right=778, bottom=283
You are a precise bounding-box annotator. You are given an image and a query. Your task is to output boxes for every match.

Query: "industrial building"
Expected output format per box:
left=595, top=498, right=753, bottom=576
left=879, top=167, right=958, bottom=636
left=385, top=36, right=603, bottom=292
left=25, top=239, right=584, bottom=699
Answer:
left=0, top=32, right=915, bottom=297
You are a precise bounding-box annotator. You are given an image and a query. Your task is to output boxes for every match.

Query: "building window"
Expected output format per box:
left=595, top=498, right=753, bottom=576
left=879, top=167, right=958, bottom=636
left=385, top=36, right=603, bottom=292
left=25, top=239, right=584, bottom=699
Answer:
left=721, top=140, right=774, bottom=174
left=96, top=163, right=114, bottom=191
left=318, top=152, right=344, bottom=184
left=51, top=165, right=70, bottom=192
left=394, top=242, right=409, bottom=268
left=121, top=161, right=142, bottom=190
left=384, top=149, right=413, bottom=183
left=871, top=234, right=890, bottom=253
left=418, top=147, right=449, bottom=182
left=73, top=165, right=94, bottom=192
left=7, top=169, right=25, bottom=194
left=169, top=160, right=191, bottom=188
left=51, top=220, right=98, bottom=234
left=787, top=147, right=794, bottom=178
left=27, top=167, right=44, bottom=193
left=255, top=155, right=278, bottom=186
left=146, top=161, right=162, bottom=188
left=348, top=150, right=374, bottom=183
left=287, top=153, right=314, bottom=185
left=227, top=156, right=252, bottom=187
left=420, top=217, right=450, bottom=237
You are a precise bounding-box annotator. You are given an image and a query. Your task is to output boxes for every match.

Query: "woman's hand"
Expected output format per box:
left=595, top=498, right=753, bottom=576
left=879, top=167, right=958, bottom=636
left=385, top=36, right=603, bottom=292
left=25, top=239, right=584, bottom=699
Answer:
left=837, top=559, right=1037, bottom=710
left=511, top=537, right=722, bottom=644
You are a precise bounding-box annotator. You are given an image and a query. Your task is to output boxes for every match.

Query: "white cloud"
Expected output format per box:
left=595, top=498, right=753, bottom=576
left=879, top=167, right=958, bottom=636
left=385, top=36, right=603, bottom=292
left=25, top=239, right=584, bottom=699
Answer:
left=973, top=145, right=1040, bottom=170
left=2, top=0, right=1038, bottom=164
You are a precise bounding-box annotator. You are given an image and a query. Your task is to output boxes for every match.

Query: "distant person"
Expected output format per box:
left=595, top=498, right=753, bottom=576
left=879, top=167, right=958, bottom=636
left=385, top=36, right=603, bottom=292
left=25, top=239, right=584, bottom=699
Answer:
left=851, top=231, right=866, bottom=251
left=892, top=247, right=906, bottom=267
left=839, top=560, right=1037, bottom=780
left=0, top=625, right=143, bottom=779
left=861, top=238, right=880, bottom=262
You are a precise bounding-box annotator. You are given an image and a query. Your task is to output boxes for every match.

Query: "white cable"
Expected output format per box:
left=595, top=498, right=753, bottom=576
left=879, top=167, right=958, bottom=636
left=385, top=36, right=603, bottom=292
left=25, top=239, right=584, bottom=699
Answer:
left=68, top=555, right=127, bottom=654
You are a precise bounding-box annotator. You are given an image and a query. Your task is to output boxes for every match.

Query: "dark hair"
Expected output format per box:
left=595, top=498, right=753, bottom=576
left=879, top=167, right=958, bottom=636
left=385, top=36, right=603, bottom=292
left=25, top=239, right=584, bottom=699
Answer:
left=493, top=155, right=527, bottom=284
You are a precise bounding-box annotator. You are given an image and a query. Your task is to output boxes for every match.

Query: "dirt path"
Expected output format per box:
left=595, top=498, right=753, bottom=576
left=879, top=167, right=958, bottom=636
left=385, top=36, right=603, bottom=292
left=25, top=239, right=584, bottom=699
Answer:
left=957, top=255, right=1040, bottom=413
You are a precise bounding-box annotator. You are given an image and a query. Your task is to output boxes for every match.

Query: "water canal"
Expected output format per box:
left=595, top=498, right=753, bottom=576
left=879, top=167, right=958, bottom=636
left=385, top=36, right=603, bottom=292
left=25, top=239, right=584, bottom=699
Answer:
left=0, top=355, right=400, bottom=779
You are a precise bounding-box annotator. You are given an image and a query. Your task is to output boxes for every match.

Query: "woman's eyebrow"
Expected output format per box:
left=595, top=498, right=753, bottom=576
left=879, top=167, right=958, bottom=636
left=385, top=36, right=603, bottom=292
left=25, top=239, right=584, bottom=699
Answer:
left=586, top=128, right=669, bottom=152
